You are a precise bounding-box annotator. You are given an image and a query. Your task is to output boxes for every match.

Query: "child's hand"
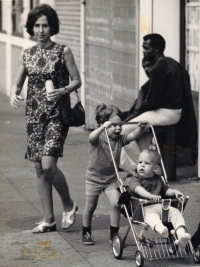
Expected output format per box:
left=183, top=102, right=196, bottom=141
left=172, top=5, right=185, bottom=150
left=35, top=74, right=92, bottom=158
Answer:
left=103, top=121, right=112, bottom=129
left=150, top=194, right=161, bottom=202
left=174, top=189, right=184, bottom=199
left=138, top=121, right=148, bottom=128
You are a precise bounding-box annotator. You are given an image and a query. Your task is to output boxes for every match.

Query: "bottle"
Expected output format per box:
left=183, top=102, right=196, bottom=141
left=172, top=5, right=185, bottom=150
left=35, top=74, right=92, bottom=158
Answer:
left=45, top=79, right=54, bottom=101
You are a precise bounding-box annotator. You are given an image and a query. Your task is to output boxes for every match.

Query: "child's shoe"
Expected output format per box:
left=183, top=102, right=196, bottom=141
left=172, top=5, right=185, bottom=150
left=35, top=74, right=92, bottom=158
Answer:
left=176, top=226, right=191, bottom=245
left=82, top=232, right=94, bottom=245
left=109, top=225, right=119, bottom=243
left=177, top=233, right=191, bottom=244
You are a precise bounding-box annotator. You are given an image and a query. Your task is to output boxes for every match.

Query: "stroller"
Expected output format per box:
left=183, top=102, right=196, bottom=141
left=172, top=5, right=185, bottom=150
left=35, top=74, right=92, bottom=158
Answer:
left=104, top=122, right=200, bottom=267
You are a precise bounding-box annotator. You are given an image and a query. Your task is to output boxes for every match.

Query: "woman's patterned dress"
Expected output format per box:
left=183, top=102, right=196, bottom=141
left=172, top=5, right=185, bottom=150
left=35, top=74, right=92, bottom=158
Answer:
left=23, top=42, right=70, bottom=162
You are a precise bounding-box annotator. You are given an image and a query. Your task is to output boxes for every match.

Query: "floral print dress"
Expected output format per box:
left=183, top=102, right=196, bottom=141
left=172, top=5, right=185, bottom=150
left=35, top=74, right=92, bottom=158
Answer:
left=23, top=42, right=70, bottom=162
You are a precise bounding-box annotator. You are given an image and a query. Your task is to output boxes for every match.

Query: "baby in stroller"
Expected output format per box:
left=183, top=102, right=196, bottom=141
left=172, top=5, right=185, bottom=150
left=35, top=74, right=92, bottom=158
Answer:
left=127, top=148, right=191, bottom=244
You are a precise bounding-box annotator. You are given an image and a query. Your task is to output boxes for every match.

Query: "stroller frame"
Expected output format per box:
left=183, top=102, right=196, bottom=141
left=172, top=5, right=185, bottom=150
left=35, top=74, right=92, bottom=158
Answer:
left=104, top=122, right=200, bottom=267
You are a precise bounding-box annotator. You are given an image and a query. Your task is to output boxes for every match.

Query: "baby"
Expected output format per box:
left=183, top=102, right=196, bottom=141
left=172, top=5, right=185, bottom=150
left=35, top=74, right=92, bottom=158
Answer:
left=128, top=148, right=191, bottom=244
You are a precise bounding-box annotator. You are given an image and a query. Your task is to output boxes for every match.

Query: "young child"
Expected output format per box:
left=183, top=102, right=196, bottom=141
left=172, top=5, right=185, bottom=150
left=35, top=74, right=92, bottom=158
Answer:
left=82, top=103, right=148, bottom=245
left=128, top=148, right=191, bottom=244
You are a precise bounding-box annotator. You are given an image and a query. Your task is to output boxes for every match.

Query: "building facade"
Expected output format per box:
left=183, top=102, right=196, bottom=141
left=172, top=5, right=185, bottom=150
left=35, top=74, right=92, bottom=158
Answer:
left=0, top=0, right=199, bottom=129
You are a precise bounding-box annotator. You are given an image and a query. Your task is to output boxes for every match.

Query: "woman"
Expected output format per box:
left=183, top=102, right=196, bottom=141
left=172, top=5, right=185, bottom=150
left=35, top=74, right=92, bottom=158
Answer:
left=10, top=4, right=82, bottom=233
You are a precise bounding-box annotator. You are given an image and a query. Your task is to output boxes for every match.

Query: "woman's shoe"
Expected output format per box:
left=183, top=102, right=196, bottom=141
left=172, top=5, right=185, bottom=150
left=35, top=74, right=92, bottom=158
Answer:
left=32, top=220, right=57, bottom=234
left=62, top=202, right=78, bottom=229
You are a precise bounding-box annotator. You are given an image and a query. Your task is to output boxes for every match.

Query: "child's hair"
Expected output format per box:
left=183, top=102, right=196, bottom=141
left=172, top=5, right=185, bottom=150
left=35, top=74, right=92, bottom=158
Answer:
left=95, top=103, right=124, bottom=125
left=141, top=148, right=161, bottom=165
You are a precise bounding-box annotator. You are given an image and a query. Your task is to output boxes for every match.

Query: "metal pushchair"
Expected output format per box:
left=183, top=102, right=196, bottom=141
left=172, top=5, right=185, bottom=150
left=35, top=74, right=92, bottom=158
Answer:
left=105, top=122, right=200, bottom=267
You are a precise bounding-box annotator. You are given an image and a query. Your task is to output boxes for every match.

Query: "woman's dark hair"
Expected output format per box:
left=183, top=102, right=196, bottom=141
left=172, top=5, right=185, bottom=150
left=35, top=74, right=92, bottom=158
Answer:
left=143, top=33, right=166, bottom=53
left=26, top=4, right=60, bottom=36
left=95, top=103, right=124, bottom=125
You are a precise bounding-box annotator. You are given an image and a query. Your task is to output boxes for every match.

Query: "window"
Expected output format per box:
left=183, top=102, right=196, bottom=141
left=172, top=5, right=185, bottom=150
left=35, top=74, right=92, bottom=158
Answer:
left=11, top=0, right=39, bottom=37
left=12, top=0, right=24, bottom=37
left=185, top=1, right=199, bottom=92
left=0, top=0, right=2, bottom=32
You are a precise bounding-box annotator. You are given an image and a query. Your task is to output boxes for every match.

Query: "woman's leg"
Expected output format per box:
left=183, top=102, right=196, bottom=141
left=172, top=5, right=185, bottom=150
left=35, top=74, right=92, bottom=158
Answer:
left=41, top=156, right=74, bottom=212
left=34, top=161, right=54, bottom=223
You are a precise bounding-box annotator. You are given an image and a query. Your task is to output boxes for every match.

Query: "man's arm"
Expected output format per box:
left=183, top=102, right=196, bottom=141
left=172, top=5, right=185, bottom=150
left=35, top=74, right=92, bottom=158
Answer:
left=143, top=67, right=165, bottom=110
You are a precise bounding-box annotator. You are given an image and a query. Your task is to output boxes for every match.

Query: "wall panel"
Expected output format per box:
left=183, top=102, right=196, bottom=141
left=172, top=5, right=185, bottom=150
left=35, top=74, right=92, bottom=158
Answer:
left=0, top=42, right=6, bottom=94
left=55, top=0, right=81, bottom=105
left=85, top=0, right=139, bottom=129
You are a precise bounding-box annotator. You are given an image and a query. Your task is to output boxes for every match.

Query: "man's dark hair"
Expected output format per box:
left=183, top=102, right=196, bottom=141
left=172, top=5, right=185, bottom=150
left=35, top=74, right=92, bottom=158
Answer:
left=26, top=4, right=60, bottom=36
left=143, top=33, right=166, bottom=52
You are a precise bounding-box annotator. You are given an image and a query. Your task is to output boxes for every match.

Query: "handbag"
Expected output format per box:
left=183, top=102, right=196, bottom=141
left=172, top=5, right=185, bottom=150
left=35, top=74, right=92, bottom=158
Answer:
left=58, top=45, right=85, bottom=127
left=69, top=90, right=85, bottom=127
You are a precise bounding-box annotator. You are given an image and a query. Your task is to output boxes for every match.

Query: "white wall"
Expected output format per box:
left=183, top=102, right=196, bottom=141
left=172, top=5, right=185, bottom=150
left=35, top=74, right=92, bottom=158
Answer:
left=40, top=0, right=54, bottom=7
left=139, top=0, right=180, bottom=87
left=139, top=0, right=153, bottom=87
left=153, top=0, right=180, bottom=62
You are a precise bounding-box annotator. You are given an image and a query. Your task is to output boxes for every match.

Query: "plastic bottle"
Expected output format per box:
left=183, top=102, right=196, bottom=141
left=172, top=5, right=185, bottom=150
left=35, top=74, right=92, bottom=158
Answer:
left=45, top=79, right=54, bottom=101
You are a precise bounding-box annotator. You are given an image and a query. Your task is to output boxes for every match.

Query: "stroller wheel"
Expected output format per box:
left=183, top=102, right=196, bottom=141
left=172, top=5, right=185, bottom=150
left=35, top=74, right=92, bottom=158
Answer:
left=193, top=246, right=200, bottom=263
left=135, top=250, right=144, bottom=267
left=112, top=233, right=123, bottom=259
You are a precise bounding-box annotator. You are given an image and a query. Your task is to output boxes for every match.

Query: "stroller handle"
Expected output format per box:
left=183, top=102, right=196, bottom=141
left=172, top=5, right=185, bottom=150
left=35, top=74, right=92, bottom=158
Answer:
left=136, top=196, right=189, bottom=205
left=111, top=121, right=141, bottom=126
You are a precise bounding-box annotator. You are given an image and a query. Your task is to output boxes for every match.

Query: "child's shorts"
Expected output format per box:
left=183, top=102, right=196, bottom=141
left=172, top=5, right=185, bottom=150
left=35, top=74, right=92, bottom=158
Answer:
left=85, top=180, right=118, bottom=197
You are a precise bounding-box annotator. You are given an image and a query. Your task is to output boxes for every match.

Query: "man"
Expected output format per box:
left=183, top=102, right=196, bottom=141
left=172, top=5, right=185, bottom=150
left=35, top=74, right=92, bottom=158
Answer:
left=120, top=33, right=196, bottom=174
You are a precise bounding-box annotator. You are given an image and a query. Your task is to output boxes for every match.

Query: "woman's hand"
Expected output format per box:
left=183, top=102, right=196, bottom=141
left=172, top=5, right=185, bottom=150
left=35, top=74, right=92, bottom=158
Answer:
left=46, top=88, right=66, bottom=102
left=103, top=121, right=112, bottom=129
left=10, top=94, right=24, bottom=108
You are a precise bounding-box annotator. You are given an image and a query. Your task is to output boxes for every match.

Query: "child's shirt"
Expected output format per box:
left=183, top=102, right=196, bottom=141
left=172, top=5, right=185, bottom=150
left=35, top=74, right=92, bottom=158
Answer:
left=129, top=171, right=169, bottom=198
left=85, top=132, right=129, bottom=184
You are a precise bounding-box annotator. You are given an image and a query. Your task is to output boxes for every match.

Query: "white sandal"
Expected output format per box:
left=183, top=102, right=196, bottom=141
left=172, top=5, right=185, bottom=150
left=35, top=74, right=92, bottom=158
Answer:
left=32, top=220, right=56, bottom=234
left=62, top=202, right=78, bottom=229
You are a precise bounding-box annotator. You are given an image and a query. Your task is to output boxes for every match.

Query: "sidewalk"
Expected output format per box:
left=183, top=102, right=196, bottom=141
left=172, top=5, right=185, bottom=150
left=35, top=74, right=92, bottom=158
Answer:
left=0, top=92, right=199, bottom=267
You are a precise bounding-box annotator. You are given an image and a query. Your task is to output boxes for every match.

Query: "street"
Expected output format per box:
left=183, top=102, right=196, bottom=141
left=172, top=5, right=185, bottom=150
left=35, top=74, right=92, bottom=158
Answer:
left=0, top=92, right=199, bottom=267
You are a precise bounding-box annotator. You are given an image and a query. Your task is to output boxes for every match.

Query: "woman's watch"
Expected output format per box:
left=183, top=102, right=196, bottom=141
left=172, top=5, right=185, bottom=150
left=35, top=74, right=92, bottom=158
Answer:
left=64, top=87, right=70, bottom=95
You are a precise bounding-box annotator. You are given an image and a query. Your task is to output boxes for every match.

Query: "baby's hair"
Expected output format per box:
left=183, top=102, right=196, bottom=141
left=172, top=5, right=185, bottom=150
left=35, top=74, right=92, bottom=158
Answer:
left=95, top=103, right=124, bottom=125
left=141, top=148, right=161, bottom=165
